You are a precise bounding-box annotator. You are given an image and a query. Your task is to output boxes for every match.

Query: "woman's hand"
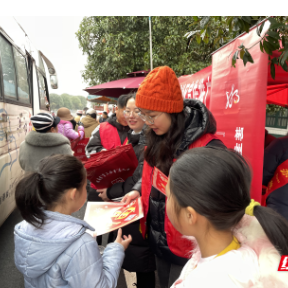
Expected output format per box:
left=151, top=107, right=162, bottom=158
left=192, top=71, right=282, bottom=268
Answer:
left=115, top=228, right=132, bottom=250
left=121, top=190, right=140, bottom=205
left=97, top=188, right=109, bottom=201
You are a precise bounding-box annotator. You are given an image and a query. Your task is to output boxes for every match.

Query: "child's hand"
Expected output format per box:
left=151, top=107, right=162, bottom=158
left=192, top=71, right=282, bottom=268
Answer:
left=115, top=228, right=132, bottom=251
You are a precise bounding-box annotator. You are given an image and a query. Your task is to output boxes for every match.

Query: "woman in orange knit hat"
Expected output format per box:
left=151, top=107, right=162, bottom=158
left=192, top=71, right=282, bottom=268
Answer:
left=122, top=66, right=226, bottom=288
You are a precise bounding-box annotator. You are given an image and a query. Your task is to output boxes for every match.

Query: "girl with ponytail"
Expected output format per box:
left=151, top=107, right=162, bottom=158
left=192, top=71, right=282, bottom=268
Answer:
left=14, top=154, right=131, bottom=288
left=165, top=147, right=288, bottom=288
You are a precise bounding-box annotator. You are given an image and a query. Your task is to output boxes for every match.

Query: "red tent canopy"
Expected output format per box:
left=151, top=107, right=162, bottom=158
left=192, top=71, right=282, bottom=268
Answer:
left=84, top=76, right=146, bottom=98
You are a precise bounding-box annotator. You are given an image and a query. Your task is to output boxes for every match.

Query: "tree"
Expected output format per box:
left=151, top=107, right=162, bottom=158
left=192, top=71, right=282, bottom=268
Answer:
left=76, top=16, right=209, bottom=86
left=60, top=93, right=73, bottom=110
left=49, top=93, right=64, bottom=110
left=76, top=95, right=88, bottom=108
left=70, top=96, right=82, bottom=110
left=185, top=16, right=288, bottom=79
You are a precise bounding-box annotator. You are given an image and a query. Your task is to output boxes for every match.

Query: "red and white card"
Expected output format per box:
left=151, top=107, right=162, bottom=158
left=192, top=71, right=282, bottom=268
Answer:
left=84, top=198, right=143, bottom=236
left=152, top=167, right=168, bottom=196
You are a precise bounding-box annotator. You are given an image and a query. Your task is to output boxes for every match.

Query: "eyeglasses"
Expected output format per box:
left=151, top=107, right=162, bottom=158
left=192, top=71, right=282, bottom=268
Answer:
left=123, top=110, right=140, bottom=118
left=136, top=111, right=163, bottom=125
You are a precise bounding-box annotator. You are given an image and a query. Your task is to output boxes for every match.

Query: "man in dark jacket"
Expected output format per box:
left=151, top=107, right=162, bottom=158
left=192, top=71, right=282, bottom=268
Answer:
left=85, top=94, right=130, bottom=156
left=99, top=111, right=108, bottom=123
left=85, top=94, right=130, bottom=245
left=263, top=136, right=288, bottom=221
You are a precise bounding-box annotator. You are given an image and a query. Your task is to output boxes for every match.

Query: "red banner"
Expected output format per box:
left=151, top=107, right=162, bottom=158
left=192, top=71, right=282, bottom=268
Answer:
left=178, top=66, right=212, bottom=108
left=210, top=25, right=269, bottom=202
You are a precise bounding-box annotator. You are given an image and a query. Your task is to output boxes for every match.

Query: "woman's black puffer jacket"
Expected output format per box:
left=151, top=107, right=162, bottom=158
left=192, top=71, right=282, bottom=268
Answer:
left=107, top=129, right=156, bottom=273
left=133, top=99, right=226, bottom=266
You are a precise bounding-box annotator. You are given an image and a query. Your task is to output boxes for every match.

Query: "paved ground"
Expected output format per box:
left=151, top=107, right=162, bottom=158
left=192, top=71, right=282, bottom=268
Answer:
left=0, top=203, right=160, bottom=288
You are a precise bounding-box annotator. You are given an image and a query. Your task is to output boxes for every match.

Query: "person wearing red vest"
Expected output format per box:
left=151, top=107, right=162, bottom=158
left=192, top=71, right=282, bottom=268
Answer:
left=122, top=66, right=225, bottom=288
left=85, top=94, right=130, bottom=157
left=262, top=135, right=288, bottom=221
left=85, top=94, right=130, bottom=245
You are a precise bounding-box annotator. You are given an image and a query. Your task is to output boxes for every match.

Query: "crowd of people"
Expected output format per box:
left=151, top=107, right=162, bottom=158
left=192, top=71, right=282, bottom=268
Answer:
left=14, top=66, right=288, bottom=288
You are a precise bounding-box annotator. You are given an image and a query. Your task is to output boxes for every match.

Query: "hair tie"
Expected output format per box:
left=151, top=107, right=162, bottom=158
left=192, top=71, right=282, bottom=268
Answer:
left=245, top=199, right=261, bottom=216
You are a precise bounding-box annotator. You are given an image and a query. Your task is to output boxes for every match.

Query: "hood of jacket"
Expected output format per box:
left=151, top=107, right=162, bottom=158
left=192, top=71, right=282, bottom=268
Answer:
left=177, top=99, right=217, bottom=155
left=81, top=115, right=98, bottom=128
left=25, top=131, right=70, bottom=147
left=14, top=211, right=94, bottom=279
left=174, top=215, right=288, bottom=288
left=107, top=113, right=130, bottom=133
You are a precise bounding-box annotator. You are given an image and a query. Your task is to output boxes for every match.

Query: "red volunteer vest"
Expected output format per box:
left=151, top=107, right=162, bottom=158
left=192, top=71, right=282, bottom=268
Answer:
left=140, top=133, right=219, bottom=259
left=262, top=159, right=288, bottom=206
left=99, top=121, right=128, bottom=149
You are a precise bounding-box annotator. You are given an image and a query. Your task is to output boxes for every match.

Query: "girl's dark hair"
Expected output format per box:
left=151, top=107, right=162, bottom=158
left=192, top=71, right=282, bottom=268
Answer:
left=170, top=147, right=288, bottom=255
left=15, top=154, right=86, bottom=228
left=70, top=119, right=77, bottom=130
left=144, top=111, right=185, bottom=175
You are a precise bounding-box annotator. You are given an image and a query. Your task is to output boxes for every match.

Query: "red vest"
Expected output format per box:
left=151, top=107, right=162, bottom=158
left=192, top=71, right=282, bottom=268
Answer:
left=140, top=133, right=219, bottom=259
left=262, top=158, right=288, bottom=206
left=99, top=121, right=128, bottom=149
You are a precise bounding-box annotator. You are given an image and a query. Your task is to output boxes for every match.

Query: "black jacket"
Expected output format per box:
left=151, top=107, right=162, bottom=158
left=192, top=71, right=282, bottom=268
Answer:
left=85, top=114, right=130, bottom=156
left=99, top=117, right=108, bottom=123
left=263, top=136, right=288, bottom=221
left=107, top=128, right=156, bottom=273
left=134, top=99, right=226, bottom=266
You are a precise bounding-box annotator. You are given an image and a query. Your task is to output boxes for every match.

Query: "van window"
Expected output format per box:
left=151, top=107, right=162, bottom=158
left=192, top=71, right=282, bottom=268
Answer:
left=14, top=48, right=30, bottom=104
left=38, top=72, right=48, bottom=109
left=0, top=35, right=17, bottom=100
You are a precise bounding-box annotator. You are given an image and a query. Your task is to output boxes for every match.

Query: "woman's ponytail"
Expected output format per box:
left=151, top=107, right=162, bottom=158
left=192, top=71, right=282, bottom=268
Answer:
left=15, top=172, right=47, bottom=227
left=15, top=154, right=86, bottom=228
left=253, top=205, right=288, bottom=255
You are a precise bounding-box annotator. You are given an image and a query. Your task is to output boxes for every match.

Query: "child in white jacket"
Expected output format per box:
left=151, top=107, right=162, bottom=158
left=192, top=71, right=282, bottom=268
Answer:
left=166, top=147, right=288, bottom=288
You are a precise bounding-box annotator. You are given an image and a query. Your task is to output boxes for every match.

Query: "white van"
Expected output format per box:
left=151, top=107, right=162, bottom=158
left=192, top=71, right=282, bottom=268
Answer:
left=0, top=17, right=58, bottom=226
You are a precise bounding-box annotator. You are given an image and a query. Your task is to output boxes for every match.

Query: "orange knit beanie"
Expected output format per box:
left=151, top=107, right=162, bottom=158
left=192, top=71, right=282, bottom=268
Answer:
left=136, top=66, right=184, bottom=113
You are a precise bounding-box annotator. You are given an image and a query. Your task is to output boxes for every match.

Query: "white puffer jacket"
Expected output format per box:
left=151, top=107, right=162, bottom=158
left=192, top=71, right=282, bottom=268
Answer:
left=171, top=215, right=288, bottom=288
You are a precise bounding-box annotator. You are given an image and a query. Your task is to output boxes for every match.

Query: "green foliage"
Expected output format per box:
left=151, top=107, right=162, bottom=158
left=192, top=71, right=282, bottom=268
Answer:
left=76, top=16, right=209, bottom=85
left=49, top=93, right=87, bottom=111
left=186, top=16, right=288, bottom=80
left=266, top=104, right=286, bottom=114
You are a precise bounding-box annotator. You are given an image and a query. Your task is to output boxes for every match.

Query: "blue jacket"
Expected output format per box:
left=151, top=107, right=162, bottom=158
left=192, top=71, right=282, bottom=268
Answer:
left=263, top=136, right=288, bottom=221
left=14, top=211, right=125, bottom=288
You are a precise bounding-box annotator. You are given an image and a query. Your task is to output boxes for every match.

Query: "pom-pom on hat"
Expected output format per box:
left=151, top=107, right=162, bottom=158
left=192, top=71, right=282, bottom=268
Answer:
left=136, top=66, right=184, bottom=113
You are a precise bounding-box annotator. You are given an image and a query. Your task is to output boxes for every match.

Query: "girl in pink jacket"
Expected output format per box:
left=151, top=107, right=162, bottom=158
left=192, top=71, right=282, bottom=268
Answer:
left=57, top=107, right=84, bottom=141
left=166, top=147, right=288, bottom=288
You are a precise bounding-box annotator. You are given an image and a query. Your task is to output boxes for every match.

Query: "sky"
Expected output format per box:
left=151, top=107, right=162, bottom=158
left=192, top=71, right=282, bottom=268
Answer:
left=14, top=16, right=89, bottom=97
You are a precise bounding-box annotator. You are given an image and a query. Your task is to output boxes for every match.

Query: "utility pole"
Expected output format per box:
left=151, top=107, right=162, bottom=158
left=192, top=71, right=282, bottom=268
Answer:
left=149, top=16, right=153, bottom=71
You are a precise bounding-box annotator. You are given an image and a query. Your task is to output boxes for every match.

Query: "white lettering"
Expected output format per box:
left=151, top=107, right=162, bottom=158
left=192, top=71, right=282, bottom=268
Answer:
left=234, top=127, right=244, bottom=141
left=234, top=143, right=243, bottom=155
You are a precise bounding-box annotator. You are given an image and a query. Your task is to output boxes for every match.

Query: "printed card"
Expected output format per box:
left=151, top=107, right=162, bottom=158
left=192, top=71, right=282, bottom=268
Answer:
left=152, top=167, right=168, bottom=196
left=84, top=198, right=143, bottom=236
